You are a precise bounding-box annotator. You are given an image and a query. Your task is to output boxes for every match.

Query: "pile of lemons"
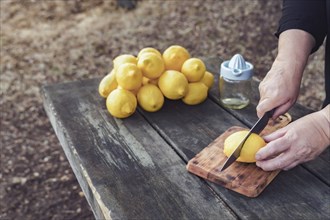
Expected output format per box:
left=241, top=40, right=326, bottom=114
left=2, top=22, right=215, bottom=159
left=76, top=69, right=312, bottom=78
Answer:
left=98, top=45, right=214, bottom=118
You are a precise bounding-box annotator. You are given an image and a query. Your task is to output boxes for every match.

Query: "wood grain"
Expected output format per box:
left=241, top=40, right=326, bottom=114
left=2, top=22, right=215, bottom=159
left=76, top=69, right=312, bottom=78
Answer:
left=186, top=114, right=291, bottom=197
left=137, top=58, right=330, bottom=219
left=41, top=79, right=236, bottom=220
left=41, top=57, right=330, bottom=220
left=138, top=89, right=330, bottom=219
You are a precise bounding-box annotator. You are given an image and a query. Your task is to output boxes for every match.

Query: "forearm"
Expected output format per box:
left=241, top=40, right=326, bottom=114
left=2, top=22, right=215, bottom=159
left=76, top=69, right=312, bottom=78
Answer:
left=257, top=29, right=316, bottom=118
left=274, top=29, right=315, bottom=81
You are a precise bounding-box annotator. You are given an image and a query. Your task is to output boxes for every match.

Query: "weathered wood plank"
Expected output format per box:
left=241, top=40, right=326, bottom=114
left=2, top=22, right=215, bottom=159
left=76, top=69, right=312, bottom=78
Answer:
left=225, top=166, right=330, bottom=220
left=304, top=148, right=330, bottom=185
left=204, top=57, right=330, bottom=185
left=138, top=88, right=330, bottom=219
left=138, top=98, right=245, bottom=161
left=42, top=79, right=237, bottom=220
left=42, top=56, right=329, bottom=219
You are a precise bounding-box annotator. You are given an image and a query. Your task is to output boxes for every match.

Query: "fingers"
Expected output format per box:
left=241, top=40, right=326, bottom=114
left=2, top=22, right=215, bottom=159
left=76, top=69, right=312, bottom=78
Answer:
left=255, top=130, right=287, bottom=161
left=255, top=128, right=297, bottom=171
left=256, top=110, right=330, bottom=172
left=256, top=67, right=298, bottom=119
left=256, top=152, right=298, bottom=171
left=272, top=100, right=292, bottom=119
left=282, top=160, right=300, bottom=171
left=256, top=98, right=272, bottom=118
left=256, top=97, right=292, bottom=119
left=263, top=128, right=286, bottom=142
left=257, top=79, right=271, bottom=118
left=256, top=130, right=302, bottom=171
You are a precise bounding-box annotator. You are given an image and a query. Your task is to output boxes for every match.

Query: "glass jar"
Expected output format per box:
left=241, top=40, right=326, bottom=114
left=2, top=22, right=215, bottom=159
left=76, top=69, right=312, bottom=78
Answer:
left=219, top=75, right=251, bottom=109
left=219, top=54, right=253, bottom=110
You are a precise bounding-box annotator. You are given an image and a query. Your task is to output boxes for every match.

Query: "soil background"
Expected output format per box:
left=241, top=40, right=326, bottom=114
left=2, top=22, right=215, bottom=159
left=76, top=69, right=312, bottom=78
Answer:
left=0, top=0, right=326, bottom=219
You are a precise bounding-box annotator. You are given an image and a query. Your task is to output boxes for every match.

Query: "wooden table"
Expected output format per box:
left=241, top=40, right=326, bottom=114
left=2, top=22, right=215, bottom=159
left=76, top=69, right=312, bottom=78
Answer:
left=42, top=57, right=330, bottom=220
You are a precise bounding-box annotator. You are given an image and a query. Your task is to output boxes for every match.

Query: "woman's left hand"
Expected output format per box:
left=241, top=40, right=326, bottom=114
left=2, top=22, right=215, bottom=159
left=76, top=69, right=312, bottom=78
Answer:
left=255, top=105, right=330, bottom=171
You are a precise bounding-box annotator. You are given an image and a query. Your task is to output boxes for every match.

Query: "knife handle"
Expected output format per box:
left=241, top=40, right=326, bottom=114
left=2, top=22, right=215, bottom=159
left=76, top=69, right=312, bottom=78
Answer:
left=266, top=109, right=275, bottom=118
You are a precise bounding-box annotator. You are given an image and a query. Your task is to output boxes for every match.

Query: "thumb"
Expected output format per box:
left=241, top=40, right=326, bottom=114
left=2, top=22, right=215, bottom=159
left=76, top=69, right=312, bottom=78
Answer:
left=256, top=98, right=272, bottom=118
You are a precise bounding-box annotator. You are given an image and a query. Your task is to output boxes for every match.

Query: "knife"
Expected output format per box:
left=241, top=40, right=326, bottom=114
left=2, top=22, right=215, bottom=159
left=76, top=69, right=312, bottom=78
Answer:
left=220, top=109, right=275, bottom=171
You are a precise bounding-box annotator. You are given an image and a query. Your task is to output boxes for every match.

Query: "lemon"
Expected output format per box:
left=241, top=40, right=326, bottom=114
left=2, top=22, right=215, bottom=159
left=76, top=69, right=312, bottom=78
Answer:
left=106, top=88, right=137, bottom=118
left=142, top=77, right=159, bottom=86
left=116, top=63, right=143, bottom=90
left=137, top=52, right=165, bottom=79
left=201, top=71, right=214, bottom=89
left=158, top=70, right=188, bottom=100
left=137, top=84, right=164, bottom=112
left=224, top=130, right=266, bottom=163
left=113, top=54, right=137, bottom=70
left=162, top=45, right=190, bottom=71
left=117, top=85, right=140, bottom=96
left=142, top=77, right=151, bottom=85
left=129, top=87, right=141, bottom=96
left=137, top=47, right=162, bottom=58
left=98, top=69, right=118, bottom=98
left=181, top=58, right=206, bottom=82
left=182, top=82, right=208, bottom=105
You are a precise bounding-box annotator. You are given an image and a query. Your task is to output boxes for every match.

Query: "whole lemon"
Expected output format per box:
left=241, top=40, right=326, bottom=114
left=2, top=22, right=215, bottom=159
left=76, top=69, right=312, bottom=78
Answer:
left=137, top=84, right=164, bottom=112
left=201, top=71, right=214, bottom=89
left=181, top=58, right=206, bottom=82
left=106, top=88, right=137, bottom=118
left=137, top=47, right=162, bottom=58
left=98, top=69, right=118, bottom=98
left=137, top=52, right=165, bottom=79
left=158, top=70, right=188, bottom=100
left=182, top=82, right=208, bottom=105
left=113, top=54, right=137, bottom=70
left=162, top=45, right=190, bottom=71
left=116, top=63, right=143, bottom=91
left=224, top=130, right=266, bottom=163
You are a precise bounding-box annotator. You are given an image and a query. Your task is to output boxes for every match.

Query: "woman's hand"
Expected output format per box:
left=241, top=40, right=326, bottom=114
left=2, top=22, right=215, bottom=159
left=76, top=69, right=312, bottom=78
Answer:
left=257, top=58, right=302, bottom=119
left=255, top=105, right=330, bottom=171
left=256, top=29, right=315, bottom=119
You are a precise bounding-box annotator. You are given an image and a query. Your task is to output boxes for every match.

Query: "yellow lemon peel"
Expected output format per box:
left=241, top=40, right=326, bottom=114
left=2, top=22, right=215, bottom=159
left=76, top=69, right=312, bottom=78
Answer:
left=224, top=130, right=266, bottom=163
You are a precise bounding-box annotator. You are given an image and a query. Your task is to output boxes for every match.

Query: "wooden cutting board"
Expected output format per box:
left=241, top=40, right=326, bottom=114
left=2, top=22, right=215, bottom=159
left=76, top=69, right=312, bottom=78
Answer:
left=186, top=113, right=292, bottom=197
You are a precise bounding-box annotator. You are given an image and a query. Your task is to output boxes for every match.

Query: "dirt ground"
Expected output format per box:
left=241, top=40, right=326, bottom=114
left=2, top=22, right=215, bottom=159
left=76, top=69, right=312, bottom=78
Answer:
left=0, top=0, right=326, bottom=219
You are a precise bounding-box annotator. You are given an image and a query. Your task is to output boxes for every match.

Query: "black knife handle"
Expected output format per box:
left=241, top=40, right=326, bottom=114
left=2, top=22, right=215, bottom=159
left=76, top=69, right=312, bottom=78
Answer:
left=251, top=109, right=275, bottom=134
left=266, top=109, right=275, bottom=118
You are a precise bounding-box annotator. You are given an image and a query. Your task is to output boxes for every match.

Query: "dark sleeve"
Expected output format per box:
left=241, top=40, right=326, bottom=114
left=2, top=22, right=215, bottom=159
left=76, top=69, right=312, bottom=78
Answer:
left=275, top=0, right=327, bottom=53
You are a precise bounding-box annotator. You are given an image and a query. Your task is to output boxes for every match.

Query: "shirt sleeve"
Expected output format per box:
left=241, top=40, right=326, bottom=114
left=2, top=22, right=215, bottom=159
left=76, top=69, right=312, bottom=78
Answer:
left=275, top=0, right=327, bottom=53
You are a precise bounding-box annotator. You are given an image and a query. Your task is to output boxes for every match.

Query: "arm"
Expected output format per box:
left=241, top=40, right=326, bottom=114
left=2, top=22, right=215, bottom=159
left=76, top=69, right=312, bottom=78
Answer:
left=276, top=0, right=327, bottom=53
left=257, top=0, right=327, bottom=119
left=255, top=0, right=329, bottom=171
left=256, top=29, right=315, bottom=118
left=256, top=105, right=330, bottom=171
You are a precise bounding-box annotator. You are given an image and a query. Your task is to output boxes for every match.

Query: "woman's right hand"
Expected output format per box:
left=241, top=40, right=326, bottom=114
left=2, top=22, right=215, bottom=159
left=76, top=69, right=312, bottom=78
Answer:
left=256, top=58, right=301, bottom=119
left=256, top=29, right=315, bottom=119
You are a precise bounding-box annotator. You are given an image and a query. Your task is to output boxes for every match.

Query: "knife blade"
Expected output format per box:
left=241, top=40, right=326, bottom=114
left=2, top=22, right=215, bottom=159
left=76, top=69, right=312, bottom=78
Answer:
left=220, top=109, right=275, bottom=171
